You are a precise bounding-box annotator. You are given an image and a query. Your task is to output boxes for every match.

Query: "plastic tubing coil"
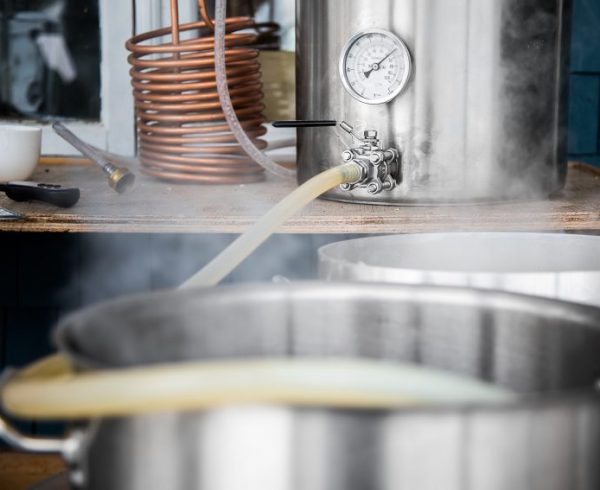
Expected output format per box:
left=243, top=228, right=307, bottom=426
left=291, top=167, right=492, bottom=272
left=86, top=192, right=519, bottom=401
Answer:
left=213, top=0, right=295, bottom=179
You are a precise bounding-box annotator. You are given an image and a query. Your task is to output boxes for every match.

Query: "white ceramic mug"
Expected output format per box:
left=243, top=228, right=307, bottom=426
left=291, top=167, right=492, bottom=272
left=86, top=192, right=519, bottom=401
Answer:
left=0, top=124, right=41, bottom=181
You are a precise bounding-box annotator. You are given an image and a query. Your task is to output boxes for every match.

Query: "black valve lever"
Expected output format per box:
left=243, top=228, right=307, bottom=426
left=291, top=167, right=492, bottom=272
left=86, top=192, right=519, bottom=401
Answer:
left=272, top=120, right=337, bottom=128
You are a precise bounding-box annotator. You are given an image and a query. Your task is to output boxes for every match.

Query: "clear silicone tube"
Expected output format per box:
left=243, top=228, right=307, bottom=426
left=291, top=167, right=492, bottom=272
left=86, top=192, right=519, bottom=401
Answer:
left=180, top=163, right=362, bottom=288
left=265, top=138, right=297, bottom=151
left=2, top=354, right=514, bottom=420
left=214, top=0, right=295, bottom=179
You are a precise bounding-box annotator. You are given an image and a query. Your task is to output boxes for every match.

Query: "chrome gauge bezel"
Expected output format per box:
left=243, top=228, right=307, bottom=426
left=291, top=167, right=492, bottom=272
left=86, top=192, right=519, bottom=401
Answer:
left=339, top=28, right=413, bottom=105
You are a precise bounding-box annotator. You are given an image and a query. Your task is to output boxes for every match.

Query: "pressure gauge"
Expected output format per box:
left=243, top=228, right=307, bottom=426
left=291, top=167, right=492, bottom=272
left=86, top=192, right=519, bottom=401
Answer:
left=339, top=29, right=412, bottom=105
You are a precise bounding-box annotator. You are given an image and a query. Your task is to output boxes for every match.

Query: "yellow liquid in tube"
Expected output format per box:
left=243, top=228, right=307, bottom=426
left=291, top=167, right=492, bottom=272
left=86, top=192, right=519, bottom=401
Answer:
left=180, top=163, right=363, bottom=289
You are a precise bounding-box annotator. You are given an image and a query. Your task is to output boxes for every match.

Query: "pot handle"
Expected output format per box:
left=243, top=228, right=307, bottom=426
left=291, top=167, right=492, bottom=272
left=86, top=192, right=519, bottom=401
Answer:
left=0, top=363, right=70, bottom=452
left=0, top=415, right=70, bottom=454
left=0, top=416, right=91, bottom=487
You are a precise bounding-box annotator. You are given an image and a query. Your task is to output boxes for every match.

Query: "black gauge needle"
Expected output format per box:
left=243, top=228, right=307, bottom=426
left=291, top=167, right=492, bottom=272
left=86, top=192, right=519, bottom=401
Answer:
left=364, top=49, right=397, bottom=78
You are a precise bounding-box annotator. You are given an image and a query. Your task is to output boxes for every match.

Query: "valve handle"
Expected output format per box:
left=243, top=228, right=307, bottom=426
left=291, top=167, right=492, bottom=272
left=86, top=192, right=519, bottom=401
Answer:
left=272, top=120, right=366, bottom=142
left=272, top=120, right=337, bottom=128
left=272, top=120, right=370, bottom=142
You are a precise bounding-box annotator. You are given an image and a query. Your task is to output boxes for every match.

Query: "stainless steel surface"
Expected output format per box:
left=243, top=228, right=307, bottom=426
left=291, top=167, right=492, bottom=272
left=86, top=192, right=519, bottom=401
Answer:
left=319, top=233, right=600, bottom=306
left=54, top=282, right=600, bottom=490
left=297, top=0, right=571, bottom=204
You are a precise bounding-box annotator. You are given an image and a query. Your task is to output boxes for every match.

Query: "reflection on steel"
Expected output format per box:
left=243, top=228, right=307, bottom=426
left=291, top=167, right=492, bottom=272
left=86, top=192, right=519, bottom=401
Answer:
left=318, top=233, right=600, bottom=307
left=126, top=0, right=267, bottom=184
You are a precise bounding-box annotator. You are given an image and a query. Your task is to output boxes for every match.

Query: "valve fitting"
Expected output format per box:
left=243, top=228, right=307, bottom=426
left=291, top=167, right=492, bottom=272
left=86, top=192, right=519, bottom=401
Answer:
left=339, top=124, right=401, bottom=195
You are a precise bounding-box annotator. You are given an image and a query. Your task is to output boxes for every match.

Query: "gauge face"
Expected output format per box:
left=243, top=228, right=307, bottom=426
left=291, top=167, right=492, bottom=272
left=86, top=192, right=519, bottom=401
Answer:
left=339, top=29, right=412, bottom=105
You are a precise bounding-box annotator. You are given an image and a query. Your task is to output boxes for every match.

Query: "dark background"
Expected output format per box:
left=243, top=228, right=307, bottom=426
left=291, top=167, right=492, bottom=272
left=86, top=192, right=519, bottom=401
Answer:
left=0, top=0, right=100, bottom=120
left=568, top=0, right=600, bottom=166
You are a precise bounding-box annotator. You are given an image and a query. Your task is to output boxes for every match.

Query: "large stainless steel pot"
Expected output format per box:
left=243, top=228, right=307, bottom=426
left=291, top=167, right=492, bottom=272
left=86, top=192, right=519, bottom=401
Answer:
left=319, top=233, right=600, bottom=306
left=296, top=0, right=571, bottom=204
left=12, top=282, right=600, bottom=489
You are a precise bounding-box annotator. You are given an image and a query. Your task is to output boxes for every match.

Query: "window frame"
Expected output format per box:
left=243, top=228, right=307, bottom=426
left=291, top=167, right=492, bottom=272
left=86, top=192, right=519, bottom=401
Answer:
left=1, top=0, right=136, bottom=156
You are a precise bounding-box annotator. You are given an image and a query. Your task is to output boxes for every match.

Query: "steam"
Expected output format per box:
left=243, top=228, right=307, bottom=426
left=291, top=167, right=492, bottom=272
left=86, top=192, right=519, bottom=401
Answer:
left=72, top=233, right=363, bottom=307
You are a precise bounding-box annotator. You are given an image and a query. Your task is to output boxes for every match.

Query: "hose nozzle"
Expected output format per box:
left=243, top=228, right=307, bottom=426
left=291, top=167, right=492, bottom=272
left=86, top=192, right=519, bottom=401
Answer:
left=53, top=122, right=136, bottom=193
left=104, top=163, right=136, bottom=194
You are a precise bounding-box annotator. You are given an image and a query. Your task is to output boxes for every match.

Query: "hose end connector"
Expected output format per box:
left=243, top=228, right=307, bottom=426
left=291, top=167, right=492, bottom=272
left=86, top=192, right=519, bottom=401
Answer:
left=105, top=164, right=136, bottom=194
left=340, top=161, right=369, bottom=191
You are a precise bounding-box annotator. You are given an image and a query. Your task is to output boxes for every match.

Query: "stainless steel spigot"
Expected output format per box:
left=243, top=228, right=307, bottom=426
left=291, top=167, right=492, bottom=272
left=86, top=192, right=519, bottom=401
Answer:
left=53, top=122, right=136, bottom=194
left=338, top=122, right=401, bottom=195
left=271, top=119, right=401, bottom=195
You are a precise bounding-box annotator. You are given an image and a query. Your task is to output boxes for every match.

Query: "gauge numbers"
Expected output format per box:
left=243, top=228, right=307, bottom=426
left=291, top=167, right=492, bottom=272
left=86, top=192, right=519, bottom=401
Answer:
left=339, top=29, right=412, bottom=105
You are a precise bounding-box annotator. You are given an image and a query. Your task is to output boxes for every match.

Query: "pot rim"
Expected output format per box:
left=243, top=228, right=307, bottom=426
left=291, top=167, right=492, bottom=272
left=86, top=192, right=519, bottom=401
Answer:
left=318, top=232, right=600, bottom=275
left=53, top=282, right=600, bottom=414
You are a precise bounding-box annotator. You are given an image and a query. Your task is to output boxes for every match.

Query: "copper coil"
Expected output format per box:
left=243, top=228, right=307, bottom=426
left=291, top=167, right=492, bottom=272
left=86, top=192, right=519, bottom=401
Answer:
left=125, top=0, right=268, bottom=184
left=253, top=21, right=281, bottom=50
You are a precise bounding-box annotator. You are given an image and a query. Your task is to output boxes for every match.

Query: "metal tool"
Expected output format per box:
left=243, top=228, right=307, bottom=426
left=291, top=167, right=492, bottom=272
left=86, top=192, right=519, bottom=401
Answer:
left=0, top=181, right=80, bottom=208
left=52, top=122, right=135, bottom=194
left=0, top=206, right=22, bottom=220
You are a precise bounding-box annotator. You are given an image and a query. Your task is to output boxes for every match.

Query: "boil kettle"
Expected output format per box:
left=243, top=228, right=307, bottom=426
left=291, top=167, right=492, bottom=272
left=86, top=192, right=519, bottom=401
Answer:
left=3, top=282, right=600, bottom=490
left=296, top=0, right=571, bottom=204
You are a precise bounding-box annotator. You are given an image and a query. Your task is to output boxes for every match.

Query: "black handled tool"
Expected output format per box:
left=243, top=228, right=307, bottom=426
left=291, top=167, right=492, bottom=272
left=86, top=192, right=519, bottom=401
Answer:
left=0, top=182, right=80, bottom=208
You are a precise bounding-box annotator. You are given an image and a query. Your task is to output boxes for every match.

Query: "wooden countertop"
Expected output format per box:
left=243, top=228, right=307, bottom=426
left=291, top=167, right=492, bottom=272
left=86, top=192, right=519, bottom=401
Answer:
left=0, top=452, right=66, bottom=490
left=0, top=161, right=599, bottom=234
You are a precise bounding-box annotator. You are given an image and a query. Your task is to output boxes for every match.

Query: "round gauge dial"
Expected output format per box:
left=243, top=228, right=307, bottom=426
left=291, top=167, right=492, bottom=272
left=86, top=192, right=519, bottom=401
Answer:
left=339, top=29, right=412, bottom=105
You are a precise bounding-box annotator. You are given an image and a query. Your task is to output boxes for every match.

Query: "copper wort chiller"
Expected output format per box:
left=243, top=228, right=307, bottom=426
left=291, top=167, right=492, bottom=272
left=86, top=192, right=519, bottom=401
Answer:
left=126, top=0, right=273, bottom=184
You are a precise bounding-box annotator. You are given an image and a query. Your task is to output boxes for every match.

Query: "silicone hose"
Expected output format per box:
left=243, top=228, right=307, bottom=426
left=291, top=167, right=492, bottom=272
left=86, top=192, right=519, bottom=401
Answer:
left=2, top=355, right=513, bottom=420
left=180, top=162, right=363, bottom=288
left=214, top=0, right=295, bottom=179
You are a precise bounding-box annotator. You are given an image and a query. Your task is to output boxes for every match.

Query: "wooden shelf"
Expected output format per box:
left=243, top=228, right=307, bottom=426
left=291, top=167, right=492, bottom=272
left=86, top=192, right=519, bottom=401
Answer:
left=0, top=452, right=65, bottom=490
left=1, top=161, right=600, bottom=234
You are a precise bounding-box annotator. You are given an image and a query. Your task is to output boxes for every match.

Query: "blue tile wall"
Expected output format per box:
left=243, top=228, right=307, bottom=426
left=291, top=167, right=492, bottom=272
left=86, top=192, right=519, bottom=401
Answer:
left=569, top=0, right=600, bottom=166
